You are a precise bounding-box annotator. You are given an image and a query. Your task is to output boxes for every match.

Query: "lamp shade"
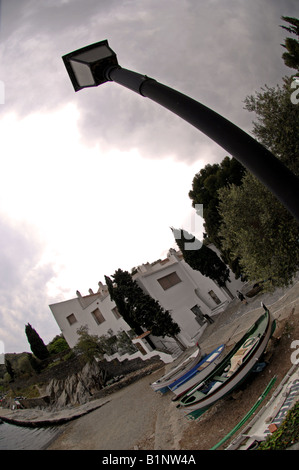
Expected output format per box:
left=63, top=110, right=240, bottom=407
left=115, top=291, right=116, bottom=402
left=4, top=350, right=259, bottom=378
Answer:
left=62, top=40, right=118, bottom=91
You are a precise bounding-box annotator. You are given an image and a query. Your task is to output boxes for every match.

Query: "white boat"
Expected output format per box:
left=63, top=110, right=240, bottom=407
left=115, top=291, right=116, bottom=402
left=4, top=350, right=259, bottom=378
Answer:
left=169, top=344, right=225, bottom=400
left=177, top=308, right=275, bottom=420
left=150, top=346, right=202, bottom=393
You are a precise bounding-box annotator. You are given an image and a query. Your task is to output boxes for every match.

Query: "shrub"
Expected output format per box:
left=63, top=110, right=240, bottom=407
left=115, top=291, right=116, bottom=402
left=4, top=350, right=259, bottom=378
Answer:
left=258, top=401, right=299, bottom=450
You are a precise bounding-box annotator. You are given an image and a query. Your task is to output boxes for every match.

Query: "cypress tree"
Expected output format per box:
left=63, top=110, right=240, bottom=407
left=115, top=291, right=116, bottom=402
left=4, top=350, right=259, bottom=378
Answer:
left=105, top=269, right=183, bottom=347
left=105, top=274, right=144, bottom=335
left=25, top=323, right=50, bottom=360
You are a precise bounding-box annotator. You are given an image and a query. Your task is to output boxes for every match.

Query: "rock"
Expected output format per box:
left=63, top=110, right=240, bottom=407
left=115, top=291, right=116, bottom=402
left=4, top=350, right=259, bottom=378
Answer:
left=46, top=360, right=106, bottom=408
left=56, top=389, right=69, bottom=408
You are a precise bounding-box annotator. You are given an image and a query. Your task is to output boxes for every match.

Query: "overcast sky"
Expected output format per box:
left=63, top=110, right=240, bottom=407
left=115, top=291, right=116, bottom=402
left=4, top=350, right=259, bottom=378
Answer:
left=0, top=0, right=298, bottom=353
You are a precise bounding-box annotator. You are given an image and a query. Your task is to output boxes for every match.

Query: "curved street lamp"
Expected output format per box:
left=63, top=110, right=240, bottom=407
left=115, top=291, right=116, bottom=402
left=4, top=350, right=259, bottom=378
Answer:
left=62, top=40, right=299, bottom=222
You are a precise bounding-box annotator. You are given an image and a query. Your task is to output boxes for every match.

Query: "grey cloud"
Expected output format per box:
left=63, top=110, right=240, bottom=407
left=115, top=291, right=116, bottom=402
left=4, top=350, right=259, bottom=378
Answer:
left=61, top=0, right=298, bottom=163
left=0, top=216, right=59, bottom=352
left=2, top=0, right=298, bottom=165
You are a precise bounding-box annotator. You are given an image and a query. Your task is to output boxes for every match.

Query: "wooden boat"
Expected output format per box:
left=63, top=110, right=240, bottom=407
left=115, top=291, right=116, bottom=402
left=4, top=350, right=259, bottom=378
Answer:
left=150, top=346, right=203, bottom=393
left=169, top=344, right=225, bottom=400
left=177, top=308, right=275, bottom=420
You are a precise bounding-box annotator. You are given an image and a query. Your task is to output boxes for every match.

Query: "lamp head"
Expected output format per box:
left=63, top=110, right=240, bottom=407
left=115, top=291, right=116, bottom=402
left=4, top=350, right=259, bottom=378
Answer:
left=62, top=40, right=118, bottom=92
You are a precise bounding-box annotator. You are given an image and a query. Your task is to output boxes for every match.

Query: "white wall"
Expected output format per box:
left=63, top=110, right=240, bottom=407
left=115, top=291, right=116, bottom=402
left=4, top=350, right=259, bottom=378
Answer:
left=49, top=293, right=131, bottom=349
left=136, top=264, right=199, bottom=344
left=49, top=247, right=244, bottom=353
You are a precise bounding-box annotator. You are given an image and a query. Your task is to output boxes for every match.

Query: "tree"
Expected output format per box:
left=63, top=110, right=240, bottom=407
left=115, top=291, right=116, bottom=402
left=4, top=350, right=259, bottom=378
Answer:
left=188, top=156, right=245, bottom=277
left=16, top=355, right=35, bottom=378
left=5, top=359, right=15, bottom=382
left=171, top=228, right=230, bottom=288
left=47, top=335, right=70, bottom=355
left=280, top=16, right=299, bottom=72
left=74, top=325, right=106, bottom=363
left=105, top=269, right=182, bottom=346
left=243, top=77, right=299, bottom=176
left=25, top=323, right=49, bottom=360
left=74, top=326, right=137, bottom=362
left=218, top=172, right=299, bottom=290
left=27, top=353, right=42, bottom=374
left=216, top=17, right=299, bottom=291
left=105, top=274, right=144, bottom=336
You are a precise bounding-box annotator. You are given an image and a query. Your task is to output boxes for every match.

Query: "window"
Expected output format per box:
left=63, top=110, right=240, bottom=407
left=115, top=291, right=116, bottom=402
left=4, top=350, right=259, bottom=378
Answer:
left=112, top=306, right=121, bottom=319
left=191, top=305, right=203, bottom=316
left=67, top=313, right=77, bottom=325
left=91, top=308, right=105, bottom=325
left=191, top=305, right=205, bottom=326
left=157, top=272, right=182, bottom=290
left=208, top=290, right=221, bottom=305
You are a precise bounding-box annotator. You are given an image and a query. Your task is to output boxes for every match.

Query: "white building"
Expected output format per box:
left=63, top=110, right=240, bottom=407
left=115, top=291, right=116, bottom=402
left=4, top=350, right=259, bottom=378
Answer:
left=49, top=247, right=243, bottom=360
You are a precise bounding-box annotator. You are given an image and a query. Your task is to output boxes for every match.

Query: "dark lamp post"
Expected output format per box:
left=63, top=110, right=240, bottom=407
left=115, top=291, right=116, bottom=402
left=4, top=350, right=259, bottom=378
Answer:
left=62, top=40, right=299, bottom=222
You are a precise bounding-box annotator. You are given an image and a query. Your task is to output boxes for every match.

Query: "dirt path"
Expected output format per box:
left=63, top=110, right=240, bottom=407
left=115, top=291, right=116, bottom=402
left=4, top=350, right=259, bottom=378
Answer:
left=47, top=367, right=166, bottom=450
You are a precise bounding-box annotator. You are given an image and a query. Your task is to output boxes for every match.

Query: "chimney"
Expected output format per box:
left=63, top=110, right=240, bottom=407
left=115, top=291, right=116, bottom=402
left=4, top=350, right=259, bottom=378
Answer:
left=97, top=281, right=104, bottom=293
left=76, top=290, right=82, bottom=298
left=89, top=288, right=94, bottom=295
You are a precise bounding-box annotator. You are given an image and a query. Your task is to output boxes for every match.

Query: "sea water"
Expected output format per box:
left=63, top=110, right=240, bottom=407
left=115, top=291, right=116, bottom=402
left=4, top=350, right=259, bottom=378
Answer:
left=0, top=420, right=61, bottom=450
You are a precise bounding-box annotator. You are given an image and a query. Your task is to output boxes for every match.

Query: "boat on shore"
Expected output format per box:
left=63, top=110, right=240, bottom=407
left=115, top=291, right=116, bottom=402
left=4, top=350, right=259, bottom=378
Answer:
left=169, top=344, right=225, bottom=400
left=177, top=307, right=275, bottom=420
left=150, top=346, right=203, bottom=393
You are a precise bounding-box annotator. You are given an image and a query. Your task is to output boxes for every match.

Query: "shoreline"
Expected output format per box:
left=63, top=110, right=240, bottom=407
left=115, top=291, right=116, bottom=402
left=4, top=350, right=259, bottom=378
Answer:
left=0, top=397, right=111, bottom=427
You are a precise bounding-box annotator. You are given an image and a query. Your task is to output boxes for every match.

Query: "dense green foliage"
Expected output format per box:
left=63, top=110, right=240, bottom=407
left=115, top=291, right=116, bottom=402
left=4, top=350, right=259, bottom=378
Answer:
left=280, top=16, right=299, bottom=72
left=4, top=359, right=15, bottom=381
left=172, top=228, right=230, bottom=287
left=189, top=157, right=246, bottom=243
left=74, top=325, right=138, bottom=363
left=218, top=172, right=299, bottom=290
left=47, top=335, right=70, bottom=355
left=258, top=401, right=299, bottom=450
left=74, top=325, right=106, bottom=362
left=188, top=157, right=245, bottom=278
left=243, top=77, right=299, bottom=176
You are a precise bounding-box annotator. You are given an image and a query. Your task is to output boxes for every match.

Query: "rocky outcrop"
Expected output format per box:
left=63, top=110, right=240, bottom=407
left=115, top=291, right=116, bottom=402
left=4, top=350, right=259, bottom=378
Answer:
left=46, top=360, right=107, bottom=408
left=2, top=355, right=163, bottom=410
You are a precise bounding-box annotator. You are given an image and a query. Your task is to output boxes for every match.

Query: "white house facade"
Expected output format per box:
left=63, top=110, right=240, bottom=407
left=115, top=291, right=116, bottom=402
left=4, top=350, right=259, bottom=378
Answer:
left=49, top=246, right=243, bottom=361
